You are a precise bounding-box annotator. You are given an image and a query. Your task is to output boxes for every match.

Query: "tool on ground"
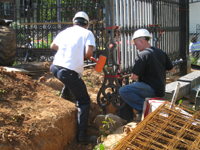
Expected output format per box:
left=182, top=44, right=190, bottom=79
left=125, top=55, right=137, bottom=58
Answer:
left=169, top=82, right=181, bottom=109
left=90, top=55, right=107, bottom=72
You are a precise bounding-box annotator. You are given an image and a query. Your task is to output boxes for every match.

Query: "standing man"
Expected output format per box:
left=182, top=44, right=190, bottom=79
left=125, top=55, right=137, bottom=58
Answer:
left=50, top=11, right=97, bottom=144
left=119, top=28, right=175, bottom=122
left=189, top=36, right=200, bottom=54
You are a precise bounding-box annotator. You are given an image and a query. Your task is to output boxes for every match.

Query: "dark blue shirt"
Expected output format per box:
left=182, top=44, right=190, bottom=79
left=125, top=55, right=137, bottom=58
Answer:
left=131, top=47, right=174, bottom=97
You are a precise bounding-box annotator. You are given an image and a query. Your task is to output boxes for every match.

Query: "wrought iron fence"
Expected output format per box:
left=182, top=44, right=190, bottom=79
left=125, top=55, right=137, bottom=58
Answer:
left=10, top=0, right=105, bottom=64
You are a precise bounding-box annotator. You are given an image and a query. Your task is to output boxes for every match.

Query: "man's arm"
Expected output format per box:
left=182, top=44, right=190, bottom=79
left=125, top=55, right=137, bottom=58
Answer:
left=50, top=42, right=59, bottom=51
left=84, top=45, right=94, bottom=60
left=168, top=67, right=175, bottom=72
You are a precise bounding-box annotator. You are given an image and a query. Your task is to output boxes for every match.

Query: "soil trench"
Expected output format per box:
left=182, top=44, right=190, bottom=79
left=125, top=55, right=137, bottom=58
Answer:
left=0, top=64, right=116, bottom=150
left=1, top=63, right=199, bottom=150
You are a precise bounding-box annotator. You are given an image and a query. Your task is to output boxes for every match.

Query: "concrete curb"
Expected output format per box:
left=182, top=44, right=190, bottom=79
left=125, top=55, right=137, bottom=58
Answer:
left=163, top=71, right=200, bottom=102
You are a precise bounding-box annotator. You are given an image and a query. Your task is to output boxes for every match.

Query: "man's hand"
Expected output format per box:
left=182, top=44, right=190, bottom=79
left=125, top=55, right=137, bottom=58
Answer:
left=168, top=67, right=175, bottom=72
left=131, top=73, right=139, bottom=81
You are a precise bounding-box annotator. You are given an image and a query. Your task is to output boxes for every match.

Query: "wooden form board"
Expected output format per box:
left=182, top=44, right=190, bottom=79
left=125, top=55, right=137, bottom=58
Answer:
left=3, top=67, right=30, bottom=74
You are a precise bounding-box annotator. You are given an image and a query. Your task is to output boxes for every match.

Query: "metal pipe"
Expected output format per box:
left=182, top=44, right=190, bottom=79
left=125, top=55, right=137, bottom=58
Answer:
left=120, top=0, right=125, bottom=70
left=131, top=0, right=135, bottom=66
left=116, top=0, right=120, bottom=65
left=111, top=0, right=115, bottom=42
left=124, top=0, right=128, bottom=69
left=127, top=0, right=132, bottom=68
left=105, top=0, right=110, bottom=66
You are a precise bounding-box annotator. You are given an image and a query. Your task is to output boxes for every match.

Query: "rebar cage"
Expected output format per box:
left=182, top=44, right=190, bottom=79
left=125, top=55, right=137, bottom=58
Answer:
left=113, top=102, right=200, bottom=150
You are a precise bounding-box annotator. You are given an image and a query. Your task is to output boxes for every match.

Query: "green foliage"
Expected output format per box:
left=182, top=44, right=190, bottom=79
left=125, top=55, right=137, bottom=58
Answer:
left=13, top=61, right=21, bottom=66
left=56, top=91, right=60, bottom=96
left=99, top=108, right=103, bottom=113
left=11, top=21, right=28, bottom=45
left=99, top=117, right=116, bottom=137
left=38, top=0, right=58, bottom=21
left=32, top=33, right=52, bottom=48
left=11, top=111, right=21, bottom=122
left=0, top=77, right=2, bottom=80
left=37, top=0, right=104, bottom=22
left=87, top=82, right=93, bottom=87
left=12, top=117, right=17, bottom=122
left=178, top=99, right=182, bottom=107
left=93, top=143, right=105, bottom=150
left=0, top=90, right=5, bottom=93
left=11, top=20, right=27, bottom=30
left=13, top=61, right=18, bottom=66
left=190, top=54, right=200, bottom=66
left=190, top=55, right=198, bottom=65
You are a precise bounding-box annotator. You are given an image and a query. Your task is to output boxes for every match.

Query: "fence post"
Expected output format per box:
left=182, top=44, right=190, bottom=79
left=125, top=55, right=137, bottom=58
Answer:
left=57, top=0, right=61, bottom=29
left=179, top=0, right=190, bottom=76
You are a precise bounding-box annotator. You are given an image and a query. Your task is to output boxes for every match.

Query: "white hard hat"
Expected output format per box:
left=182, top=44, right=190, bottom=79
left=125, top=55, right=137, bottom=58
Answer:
left=73, top=11, right=89, bottom=24
left=132, top=28, right=152, bottom=40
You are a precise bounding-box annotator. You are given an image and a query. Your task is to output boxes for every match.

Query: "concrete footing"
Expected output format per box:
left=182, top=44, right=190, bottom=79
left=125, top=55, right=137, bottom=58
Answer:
left=163, top=81, right=190, bottom=101
left=177, top=71, right=200, bottom=90
left=163, top=71, right=200, bottom=102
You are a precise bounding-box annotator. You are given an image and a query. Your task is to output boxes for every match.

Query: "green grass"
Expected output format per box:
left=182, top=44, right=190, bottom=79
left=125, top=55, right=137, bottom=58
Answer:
left=0, top=89, right=5, bottom=93
left=190, top=55, right=200, bottom=66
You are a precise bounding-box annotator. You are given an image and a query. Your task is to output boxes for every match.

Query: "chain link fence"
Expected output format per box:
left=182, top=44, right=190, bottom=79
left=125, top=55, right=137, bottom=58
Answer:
left=189, top=2, right=200, bottom=66
left=189, top=2, right=200, bottom=41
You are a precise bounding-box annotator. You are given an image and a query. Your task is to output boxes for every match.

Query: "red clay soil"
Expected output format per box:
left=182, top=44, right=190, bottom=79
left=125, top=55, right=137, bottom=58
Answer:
left=2, top=62, right=197, bottom=150
left=0, top=63, right=116, bottom=150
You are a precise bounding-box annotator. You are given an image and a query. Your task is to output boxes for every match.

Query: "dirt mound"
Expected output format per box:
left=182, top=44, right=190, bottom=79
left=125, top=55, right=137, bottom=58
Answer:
left=0, top=65, right=111, bottom=150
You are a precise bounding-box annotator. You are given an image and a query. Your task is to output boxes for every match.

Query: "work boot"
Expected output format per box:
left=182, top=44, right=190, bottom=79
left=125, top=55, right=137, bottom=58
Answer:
left=77, top=130, right=97, bottom=144
left=120, top=103, right=135, bottom=123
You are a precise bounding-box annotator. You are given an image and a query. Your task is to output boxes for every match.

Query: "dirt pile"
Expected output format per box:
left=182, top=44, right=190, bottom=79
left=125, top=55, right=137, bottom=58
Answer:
left=0, top=65, right=109, bottom=150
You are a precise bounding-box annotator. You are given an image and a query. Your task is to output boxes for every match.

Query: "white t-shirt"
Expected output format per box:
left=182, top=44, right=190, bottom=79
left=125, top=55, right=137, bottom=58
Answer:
left=189, top=41, right=200, bottom=53
left=53, top=25, right=95, bottom=75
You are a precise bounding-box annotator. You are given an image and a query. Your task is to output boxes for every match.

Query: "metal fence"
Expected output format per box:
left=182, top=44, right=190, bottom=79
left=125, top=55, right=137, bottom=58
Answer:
left=97, top=0, right=189, bottom=115
left=11, top=0, right=105, bottom=64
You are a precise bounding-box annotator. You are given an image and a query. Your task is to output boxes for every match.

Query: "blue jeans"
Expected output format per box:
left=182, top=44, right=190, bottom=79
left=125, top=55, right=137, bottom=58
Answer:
left=119, top=82, right=156, bottom=119
left=50, top=64, right=90, bottom=131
